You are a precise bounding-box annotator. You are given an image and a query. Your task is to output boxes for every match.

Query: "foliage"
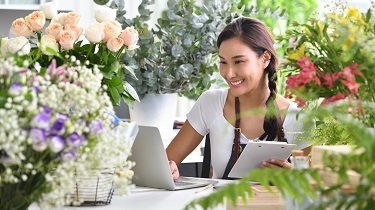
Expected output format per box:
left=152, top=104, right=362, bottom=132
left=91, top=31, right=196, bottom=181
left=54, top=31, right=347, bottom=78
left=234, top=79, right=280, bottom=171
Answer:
left=0, top=56, right=134, bottom=209
left=185, top=101, right=375, bottom=210
left=1, top=2, right=139, bottom=107
left=110, top=0, right=287, bottom=100
left=279, top=4, right=375, bottom=126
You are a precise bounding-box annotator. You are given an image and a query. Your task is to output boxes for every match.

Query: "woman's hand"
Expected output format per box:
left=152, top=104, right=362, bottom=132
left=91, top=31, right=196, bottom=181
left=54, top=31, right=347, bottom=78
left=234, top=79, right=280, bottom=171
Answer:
left=169, top=160, right=180, bottom=181
left=260, top=158, right=291, bottom=169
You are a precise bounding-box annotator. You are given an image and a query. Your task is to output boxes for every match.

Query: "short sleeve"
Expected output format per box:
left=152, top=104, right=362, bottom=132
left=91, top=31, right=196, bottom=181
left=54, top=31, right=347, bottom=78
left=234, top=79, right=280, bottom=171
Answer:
left=186, top=89, right=226, bottom=136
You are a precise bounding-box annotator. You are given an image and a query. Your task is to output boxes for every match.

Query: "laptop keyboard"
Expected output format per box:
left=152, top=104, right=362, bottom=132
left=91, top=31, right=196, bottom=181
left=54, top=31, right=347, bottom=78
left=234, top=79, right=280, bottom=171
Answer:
left=174, top=181, right=194, bottom=186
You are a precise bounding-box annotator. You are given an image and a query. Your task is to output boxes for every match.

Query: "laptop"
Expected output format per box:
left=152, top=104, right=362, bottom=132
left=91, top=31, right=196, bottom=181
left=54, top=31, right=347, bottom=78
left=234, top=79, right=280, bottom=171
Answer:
left=128, top=125, right=218, bottom=190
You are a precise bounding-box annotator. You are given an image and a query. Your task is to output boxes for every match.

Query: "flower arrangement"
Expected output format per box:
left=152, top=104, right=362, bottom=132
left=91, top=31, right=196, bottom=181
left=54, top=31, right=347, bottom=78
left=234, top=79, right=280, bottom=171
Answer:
left=0, top=55, right=135, bottom=209
left=279, top=4, right=375, bottom=125
left=1, top=1, right=140, bottom=106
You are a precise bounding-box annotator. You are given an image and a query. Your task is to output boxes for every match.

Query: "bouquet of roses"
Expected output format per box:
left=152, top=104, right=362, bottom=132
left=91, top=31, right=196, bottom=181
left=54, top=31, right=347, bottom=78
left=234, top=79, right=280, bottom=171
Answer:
left=0, top=55, right=135, bottom=209
left=279, top=4, right=375, bottom=125
left=1, top=2, right=140, bottom=106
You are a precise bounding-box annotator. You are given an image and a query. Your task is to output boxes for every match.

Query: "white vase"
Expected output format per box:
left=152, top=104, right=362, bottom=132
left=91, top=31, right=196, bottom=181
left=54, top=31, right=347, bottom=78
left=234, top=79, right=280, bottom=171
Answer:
left=129, top=93, right=177, bottom=142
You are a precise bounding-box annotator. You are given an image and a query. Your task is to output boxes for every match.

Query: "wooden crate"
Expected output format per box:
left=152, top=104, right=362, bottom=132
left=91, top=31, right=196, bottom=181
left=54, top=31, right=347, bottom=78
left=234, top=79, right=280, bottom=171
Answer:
left=227, top=185, right=285, bottom=210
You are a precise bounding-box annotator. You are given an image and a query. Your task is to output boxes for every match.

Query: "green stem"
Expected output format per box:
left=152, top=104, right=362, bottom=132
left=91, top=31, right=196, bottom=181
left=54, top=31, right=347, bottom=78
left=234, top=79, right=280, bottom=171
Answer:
left=115, top=45, right=126, bottom=60
left=85, top=43, right=94, bottom=63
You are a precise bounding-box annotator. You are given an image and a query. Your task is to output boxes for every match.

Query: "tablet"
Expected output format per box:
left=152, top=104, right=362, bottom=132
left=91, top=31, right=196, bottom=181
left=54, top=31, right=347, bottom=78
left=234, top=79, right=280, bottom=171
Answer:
left=228, top=141, right=296, bottom=178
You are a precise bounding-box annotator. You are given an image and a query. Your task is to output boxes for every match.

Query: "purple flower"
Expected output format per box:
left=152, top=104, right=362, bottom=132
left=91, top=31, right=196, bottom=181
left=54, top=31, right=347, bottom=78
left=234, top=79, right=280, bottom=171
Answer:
left=60, top=150, right=76, bottom=162
left=67, top=132, right=82, bottom=147
left=89, top=120, right=103, bottom=136
left=51, top=118, right=66, bottom=136
left=31, top=113, right=50, bottom=130
left=42, top=106, right=52, bottom=115
left=30, top=128, right=47, bottom=152
left=49, top=135, right=65, bottom=153
left=8, top=83, right=22, bottom=96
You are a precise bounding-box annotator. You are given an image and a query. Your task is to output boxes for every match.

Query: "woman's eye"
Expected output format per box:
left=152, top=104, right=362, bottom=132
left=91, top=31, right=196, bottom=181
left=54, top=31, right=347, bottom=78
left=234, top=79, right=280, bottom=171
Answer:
left=219, top=61, right=227, bottom=64
left=235, top=60, right=244, bottom=64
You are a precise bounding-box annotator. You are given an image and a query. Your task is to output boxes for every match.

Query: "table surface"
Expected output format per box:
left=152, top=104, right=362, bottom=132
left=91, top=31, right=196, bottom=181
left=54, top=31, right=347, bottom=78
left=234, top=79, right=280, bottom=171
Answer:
left=28, top=179, right=229, bottom=210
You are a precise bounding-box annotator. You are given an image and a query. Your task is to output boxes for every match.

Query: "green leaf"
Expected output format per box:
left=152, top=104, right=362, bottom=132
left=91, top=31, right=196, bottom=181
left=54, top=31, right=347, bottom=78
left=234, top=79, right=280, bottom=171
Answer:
left=108, top=85, right=121, bottom=106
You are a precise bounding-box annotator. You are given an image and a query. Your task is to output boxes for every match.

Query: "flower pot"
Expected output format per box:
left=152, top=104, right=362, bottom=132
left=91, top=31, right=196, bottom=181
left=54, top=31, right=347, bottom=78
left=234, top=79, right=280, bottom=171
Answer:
left=129, top=93, right=177, bottom=142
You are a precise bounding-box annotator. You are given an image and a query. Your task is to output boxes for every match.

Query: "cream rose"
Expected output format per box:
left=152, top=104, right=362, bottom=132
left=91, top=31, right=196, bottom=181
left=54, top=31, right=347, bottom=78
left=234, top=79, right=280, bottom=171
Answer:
left=25, top=11, right=46, bottom=32
left=59, top=30, right=77, bottom=50
left=85, top=22, right=105, bottom=43
left=51, top=13, right=67, bottom=25
left=11, top=18, right=33, bottom=38
left=40, top=35, right=59, bottom=56
left=7, top=36, right=31, bottom=55
left=46, top=22, right=63, bottom=41
left=1, top=38, right=10, bottom=57
left=64, top=12, right=81, bottom=26
left=120, top=26, right=139, bottom=48
left=64, top=24, right=83, bottom=41
left=39, top=2, right=57, bottom=19
left=94, top=6, right=117, bottom=23
left=106, top=37, right=124, bottom=52
left=102, top=20, right=121, bottom=43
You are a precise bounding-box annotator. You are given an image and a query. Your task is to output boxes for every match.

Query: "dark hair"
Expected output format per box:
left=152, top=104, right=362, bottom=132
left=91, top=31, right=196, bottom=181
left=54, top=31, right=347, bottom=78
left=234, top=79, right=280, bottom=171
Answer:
left=217, top=17, right=285, bottom=142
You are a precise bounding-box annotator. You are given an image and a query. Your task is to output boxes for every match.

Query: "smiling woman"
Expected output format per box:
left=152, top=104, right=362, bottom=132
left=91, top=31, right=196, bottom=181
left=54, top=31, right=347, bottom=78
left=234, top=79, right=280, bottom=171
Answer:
left=166, top=17, right=312, bottom=181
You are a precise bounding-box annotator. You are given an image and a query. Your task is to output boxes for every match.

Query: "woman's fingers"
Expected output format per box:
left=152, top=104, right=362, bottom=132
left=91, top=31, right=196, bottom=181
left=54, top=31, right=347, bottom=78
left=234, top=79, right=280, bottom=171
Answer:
left=260, top=158, right=291, bottom=169
left=169, top=160, right=180, bottom=180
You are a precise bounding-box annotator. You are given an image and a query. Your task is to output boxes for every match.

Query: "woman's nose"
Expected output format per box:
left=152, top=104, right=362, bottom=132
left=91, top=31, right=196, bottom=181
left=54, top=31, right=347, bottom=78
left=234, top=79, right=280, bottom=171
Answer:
left=225, top=65, right=236, bottom=79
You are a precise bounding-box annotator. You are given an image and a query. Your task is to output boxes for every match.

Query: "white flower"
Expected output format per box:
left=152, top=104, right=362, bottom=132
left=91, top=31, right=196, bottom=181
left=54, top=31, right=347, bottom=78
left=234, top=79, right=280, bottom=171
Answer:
left=39, top=2, right=58, bottom=19
left=1, top=37, right=9, bottom=57
left=85, top=22, right=105, bottom=43
left=7, top=37, right=31, bottom=56
left=94, top=6, right=117, bottom=23
left=51, top=13, right=67, bottom=25
left=40, top=35, right=59, bottom=56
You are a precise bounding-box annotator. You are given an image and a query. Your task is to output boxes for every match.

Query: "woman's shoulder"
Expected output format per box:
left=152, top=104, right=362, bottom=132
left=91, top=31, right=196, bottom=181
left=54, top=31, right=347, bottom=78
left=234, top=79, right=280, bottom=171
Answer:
left=198, top=88, right=228, bottom=102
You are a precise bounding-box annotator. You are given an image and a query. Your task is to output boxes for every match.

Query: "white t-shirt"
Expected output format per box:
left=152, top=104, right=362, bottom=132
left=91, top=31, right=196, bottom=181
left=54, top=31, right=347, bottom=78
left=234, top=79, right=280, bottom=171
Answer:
left=187, top=89, right=312, bottom=178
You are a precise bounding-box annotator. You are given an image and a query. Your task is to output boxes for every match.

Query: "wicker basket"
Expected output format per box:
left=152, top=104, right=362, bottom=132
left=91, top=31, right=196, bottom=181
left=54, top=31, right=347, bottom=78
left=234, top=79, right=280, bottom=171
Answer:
left=69, top=167, right=116, bottom=206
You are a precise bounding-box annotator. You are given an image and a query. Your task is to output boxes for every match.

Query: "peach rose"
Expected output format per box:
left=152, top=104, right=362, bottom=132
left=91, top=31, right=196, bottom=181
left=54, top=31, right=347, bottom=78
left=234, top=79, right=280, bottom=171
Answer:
left=85, top=22, right=105, bottom=43
left=40, top=35, right=59, bottom=55
left=120, top=26, right=139, bottom=48
left=106, top=37, right=124, bottom=52
left=46, top=23, right=63, bottom=41
left=102, top=20, right=121, bottom=43
left=64, top=24, right=83, bottom=41
left=64, top=12, right=81, bottom=26
left=59, top=30, right=77, bottom=50
left=11, top=18, right=33, bottom=38
left=25, top=11, right=46, bottom=31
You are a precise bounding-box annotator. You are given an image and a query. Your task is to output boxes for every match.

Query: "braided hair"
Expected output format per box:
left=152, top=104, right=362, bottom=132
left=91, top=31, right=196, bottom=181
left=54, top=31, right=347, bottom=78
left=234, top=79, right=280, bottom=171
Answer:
left=217, top=17, right=286, bottom=142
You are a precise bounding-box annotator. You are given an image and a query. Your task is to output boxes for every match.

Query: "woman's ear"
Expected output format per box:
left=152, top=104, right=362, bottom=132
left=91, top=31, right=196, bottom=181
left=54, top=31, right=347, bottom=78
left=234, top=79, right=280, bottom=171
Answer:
left=263, top=50, right=271, bottom=69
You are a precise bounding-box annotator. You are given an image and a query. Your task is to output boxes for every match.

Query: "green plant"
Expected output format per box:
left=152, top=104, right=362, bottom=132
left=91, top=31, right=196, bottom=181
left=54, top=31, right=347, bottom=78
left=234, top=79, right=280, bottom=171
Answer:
left=185, top=101, right=375, bottom=210
left=110, top=0, right=287, bottom=100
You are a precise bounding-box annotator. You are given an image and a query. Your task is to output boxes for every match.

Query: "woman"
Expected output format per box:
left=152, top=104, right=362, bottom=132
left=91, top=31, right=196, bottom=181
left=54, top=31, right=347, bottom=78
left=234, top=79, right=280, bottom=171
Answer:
left=166, top=17, right=311, bottom=180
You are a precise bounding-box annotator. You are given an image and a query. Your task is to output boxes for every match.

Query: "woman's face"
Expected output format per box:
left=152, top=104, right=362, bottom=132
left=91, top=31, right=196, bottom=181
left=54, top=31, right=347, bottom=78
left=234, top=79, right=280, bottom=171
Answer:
left=219, top=37, right=267, bottom=97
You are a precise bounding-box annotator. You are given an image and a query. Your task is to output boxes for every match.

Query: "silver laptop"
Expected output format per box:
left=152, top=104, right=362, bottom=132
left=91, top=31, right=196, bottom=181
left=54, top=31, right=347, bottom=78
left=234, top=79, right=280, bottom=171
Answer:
left=128, top=125, right=218, bottom=190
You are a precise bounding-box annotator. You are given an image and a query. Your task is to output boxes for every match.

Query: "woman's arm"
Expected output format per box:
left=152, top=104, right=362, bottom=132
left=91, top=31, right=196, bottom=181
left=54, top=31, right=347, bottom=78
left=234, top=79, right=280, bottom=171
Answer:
left=166, top=120, right=204, bottom=180
left=166, top=120, right=204, bottom=165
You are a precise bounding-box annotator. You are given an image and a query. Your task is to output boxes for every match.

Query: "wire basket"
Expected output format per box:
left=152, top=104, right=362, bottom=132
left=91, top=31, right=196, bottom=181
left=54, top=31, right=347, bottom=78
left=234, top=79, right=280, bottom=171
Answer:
left=69, top=167, right=116, bottom=206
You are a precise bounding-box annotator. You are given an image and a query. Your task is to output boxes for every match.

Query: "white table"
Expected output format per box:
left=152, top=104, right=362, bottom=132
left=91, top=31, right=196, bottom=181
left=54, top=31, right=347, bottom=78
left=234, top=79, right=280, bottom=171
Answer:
left=29, top=179, right=229, bottom=210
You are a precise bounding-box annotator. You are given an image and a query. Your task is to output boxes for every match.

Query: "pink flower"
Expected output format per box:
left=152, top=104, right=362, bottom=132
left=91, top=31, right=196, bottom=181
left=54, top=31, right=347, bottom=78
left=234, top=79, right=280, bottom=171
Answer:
left=46, top=23, right=63, bottom=41
left=321, top=72, right=339, bottom=87
left=59, top=30, right=77, bottom=50
left=120, top=26, right=139, bottom=48
left=64, top=12, right=81, bottom=26
left=107, top=37, right=124, bottom=52
left=11, top=18, right=33, bottom=38
left=341, top=79, right=360, bottom=94
left=64, top=24, right=83, bottom=41
left=321, top=93, right=346, bottom=106
left=102, top=20, right=121, bottom=43
left=25, top=11, right=46, bottom=31
left=339, top=63, right=362, bottom=80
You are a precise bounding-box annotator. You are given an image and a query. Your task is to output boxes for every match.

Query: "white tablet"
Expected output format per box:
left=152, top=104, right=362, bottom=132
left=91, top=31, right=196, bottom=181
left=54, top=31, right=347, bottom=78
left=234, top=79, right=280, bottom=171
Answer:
left=228, top=141, right=296, bottom=178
